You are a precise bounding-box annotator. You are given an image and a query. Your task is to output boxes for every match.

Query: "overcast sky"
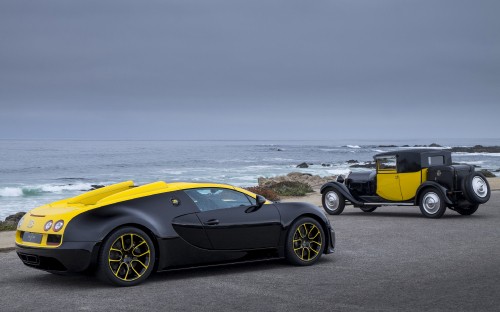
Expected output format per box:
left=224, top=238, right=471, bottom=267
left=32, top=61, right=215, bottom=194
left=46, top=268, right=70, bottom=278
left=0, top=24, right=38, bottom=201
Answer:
left=0, top=0, right=498, bottom=140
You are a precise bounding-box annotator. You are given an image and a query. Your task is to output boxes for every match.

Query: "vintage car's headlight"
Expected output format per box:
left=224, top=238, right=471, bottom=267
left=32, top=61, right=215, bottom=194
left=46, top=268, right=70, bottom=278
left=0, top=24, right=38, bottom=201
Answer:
left=44, top=220, right=53, bottom=231
left=17, top=215, right=25, bottom=229
left=53, top=220, right=64, bottom=232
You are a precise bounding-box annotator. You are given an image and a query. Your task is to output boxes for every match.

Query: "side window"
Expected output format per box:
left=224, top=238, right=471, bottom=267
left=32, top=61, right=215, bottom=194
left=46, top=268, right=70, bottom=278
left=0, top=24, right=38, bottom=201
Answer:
left=377, top=157, right=397, bottom=171
left=428, top=156, right=444, bottom=166
left=185, top=188, right=253, bottom=212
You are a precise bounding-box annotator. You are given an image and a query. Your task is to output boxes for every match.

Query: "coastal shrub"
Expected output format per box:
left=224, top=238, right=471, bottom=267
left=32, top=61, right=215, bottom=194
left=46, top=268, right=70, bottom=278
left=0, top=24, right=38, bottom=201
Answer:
left=267, top=181, right=313, bottom=197
left=245, top=186, right=281, bottom=201
left=480, top=169, right=496, bottom=178
left=0, top=222, right=16, bottom=231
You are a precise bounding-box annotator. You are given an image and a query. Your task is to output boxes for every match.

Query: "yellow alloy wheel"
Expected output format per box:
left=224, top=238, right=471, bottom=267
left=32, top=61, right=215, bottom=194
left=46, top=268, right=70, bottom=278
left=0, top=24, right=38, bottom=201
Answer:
left=108, top=233, right=151, bottom=282
left=292, top=222, right=322, bottom=262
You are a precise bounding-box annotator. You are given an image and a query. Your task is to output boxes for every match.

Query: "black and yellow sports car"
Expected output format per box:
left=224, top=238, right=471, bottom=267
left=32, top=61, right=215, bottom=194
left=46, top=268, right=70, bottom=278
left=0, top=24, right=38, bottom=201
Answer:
left=16, top=181, right=335, bottom=286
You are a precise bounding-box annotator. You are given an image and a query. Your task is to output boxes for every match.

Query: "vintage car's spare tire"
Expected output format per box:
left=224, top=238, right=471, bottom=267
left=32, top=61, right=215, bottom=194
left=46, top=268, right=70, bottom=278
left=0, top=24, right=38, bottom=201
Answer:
left=419, top=188, right=447, bottom=218
left=454, top=203, right=479, bottom=216
left=462, top=172, right=490, bottom=204
left=322, top=188, right=345, bottom=215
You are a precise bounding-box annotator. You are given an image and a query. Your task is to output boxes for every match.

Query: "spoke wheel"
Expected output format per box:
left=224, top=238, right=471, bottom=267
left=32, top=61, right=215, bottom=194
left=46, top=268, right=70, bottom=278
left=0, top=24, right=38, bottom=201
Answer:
left=108, top=233, right=151, bottom=282
left=98, top=227, right=155, bottom=286
left=286, top=217, right=324, bottom=266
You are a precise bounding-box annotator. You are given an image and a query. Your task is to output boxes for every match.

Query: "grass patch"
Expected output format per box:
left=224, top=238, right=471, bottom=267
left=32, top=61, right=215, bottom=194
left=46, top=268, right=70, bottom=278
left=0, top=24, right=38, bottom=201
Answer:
left=0, top=223, right=16, bottom=231
left=245, top=186, right=280, bottom=201
left=267, top=181, right=313, bottom=197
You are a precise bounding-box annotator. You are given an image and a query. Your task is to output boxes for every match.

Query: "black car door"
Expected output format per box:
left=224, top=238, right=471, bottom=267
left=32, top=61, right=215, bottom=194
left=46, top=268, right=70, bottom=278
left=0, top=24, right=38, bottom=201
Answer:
left=184, top=188, right=281, bottom=250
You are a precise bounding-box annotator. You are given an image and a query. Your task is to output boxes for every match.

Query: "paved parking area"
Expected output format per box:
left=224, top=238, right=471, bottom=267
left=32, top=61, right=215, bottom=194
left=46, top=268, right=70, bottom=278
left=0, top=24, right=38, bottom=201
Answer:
left=1, top=193, right=499, bottom=311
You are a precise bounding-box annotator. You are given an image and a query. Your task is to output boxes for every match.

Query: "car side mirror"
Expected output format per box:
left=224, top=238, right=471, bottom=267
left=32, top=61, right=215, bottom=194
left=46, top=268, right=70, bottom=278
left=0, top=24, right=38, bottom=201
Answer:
left=256, top=195, right=266, bottom=208
left=245, top=195, right=267, bottom=213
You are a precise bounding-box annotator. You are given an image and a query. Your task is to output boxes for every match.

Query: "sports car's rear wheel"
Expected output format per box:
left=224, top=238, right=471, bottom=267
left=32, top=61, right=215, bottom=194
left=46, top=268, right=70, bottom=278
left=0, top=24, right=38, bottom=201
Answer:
left=322, top=188, right=345, bottom=215
left=360, top=206, right=377, bottom=213
left=286, top=217, right=324, bottom=266
left=419, top=189, right=446, bottom=218
left=97, top=227, right=155, bottom=286
left=454, top=203, right=479, bottom=216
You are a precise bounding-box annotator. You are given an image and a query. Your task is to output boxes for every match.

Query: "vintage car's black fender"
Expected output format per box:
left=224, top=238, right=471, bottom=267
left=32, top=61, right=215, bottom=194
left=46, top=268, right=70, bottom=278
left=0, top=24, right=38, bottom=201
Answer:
left=320, top=182, right=362, bottom=205
left=414, top=181, right=453, bottom=205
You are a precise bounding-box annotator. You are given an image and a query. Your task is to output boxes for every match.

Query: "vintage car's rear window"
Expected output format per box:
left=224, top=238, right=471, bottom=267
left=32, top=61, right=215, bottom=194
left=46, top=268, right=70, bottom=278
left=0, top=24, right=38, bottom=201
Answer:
left=428, top=156, right=444, bottom=166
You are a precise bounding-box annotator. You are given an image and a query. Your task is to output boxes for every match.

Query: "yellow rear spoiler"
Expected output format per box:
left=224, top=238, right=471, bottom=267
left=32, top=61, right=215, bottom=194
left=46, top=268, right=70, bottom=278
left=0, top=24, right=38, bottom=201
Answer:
left=67, top=181, right=135, bottom=205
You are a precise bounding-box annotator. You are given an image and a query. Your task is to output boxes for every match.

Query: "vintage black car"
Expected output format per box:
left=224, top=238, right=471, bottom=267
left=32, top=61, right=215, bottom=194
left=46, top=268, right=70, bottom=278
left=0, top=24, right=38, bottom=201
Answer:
left=321, top=149, right=491, bottom=218
left=16, top=181, right=335, bottom=286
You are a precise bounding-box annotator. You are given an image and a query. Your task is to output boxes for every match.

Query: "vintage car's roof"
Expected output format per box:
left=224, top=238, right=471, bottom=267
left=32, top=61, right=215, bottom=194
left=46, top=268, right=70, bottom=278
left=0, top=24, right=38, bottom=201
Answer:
left=372, top=149, right=452, bottom=172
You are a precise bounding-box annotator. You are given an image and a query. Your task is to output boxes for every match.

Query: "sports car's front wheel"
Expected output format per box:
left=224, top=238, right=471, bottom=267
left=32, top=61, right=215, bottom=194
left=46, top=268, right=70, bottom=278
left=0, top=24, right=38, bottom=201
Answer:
left=286, top=217, right=325, bottom=266
left=97, top=227, right=155, bottom=286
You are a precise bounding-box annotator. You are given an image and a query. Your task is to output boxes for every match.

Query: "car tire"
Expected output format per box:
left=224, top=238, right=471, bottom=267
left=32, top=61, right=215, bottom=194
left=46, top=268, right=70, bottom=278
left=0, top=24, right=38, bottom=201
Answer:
left=462, top=172, right=490, bottom=204
left=454, top=203, right=479, bottom=216
left=419, top=188, right=446, bottom=218
left=360, top=206, right=377, bottom=213
left=322, top=188, right=345, bottom=215
left=286, top=217, right=325, bottom=266
left=97, top=227, right=155, bottom=286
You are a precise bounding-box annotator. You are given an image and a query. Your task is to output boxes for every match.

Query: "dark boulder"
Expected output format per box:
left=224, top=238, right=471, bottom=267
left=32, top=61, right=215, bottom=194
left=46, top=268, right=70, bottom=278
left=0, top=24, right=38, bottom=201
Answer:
left=350, top=162, right=377, bottom=169
left=5, top=212, right=26, bottom=223
left=296, top=162, right=309, bottom=168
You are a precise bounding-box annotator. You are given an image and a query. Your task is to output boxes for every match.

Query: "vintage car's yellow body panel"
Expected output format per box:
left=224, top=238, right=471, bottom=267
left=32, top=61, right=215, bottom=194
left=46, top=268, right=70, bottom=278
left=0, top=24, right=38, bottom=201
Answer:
left=376, top=164, right=428, bottom=201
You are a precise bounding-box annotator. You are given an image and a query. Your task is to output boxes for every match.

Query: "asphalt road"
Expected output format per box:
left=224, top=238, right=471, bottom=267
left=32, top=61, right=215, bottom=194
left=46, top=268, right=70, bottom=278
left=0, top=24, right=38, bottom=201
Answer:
left=1, top=194, right=500, bottom=312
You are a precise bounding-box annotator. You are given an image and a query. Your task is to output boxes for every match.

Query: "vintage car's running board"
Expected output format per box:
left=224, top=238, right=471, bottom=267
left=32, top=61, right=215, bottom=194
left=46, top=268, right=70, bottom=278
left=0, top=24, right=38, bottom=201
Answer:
left=362, top=202, right=414, bottom=206
left=347, top=201, right=414, bottom=206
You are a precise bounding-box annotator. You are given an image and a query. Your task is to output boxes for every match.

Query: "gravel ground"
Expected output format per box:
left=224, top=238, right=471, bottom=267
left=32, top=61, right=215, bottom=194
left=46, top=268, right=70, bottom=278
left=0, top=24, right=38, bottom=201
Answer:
left=1, top=192, right=499, bottom=312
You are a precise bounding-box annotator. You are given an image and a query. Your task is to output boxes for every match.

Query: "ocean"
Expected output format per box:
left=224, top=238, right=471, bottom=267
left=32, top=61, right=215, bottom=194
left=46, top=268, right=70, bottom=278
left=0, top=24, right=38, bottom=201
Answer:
left=1, top=139, right=499, bottom=220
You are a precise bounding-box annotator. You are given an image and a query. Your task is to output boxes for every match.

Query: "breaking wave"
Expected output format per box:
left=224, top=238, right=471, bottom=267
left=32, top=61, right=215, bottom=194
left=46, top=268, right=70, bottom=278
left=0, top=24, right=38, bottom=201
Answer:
left=0, top=183, right=94, bottom=197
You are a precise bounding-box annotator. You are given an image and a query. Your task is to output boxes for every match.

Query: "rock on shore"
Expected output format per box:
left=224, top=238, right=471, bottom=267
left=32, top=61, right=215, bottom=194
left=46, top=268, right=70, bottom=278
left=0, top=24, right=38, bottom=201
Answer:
left=258, top=172, right=336, bottom=189
left=0, top=211, right=26, bottom=229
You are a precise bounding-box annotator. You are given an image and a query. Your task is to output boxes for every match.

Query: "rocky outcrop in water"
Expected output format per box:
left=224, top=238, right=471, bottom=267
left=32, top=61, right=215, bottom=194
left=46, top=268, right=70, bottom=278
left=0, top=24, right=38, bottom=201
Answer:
left=258, top=172, right=336, bottom=189
left=450, top=145, right=500, bottom=153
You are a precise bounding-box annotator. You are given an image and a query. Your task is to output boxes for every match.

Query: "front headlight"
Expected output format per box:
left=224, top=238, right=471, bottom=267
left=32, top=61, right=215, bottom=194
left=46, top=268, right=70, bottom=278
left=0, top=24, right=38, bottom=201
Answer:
left=53, top=220, right=64, bottom=232
left=44, top=220, right=53, bottom=231
left=17, top=215, right=25, bottom=229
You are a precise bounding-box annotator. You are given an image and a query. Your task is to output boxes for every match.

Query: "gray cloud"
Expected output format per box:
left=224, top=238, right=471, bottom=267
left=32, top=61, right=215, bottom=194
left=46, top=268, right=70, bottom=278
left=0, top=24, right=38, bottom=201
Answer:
left=0, top=0, right=499, bottom=140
